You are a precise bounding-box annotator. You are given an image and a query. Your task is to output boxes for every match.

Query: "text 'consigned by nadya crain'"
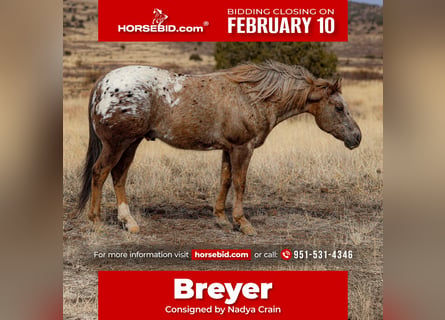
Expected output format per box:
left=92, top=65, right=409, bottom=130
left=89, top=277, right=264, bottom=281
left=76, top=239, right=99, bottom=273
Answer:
left=165, top=305, right=282, bottom=315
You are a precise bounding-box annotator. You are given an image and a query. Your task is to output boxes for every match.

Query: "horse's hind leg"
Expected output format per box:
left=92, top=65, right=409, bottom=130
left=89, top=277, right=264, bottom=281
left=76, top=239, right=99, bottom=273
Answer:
left=111, top=138, right=142, bottom=233
left=229, top=145, right=257, bottom=236
left=89, top=143, right=126, bottom=224
left=214, top=150, right=233, bottom=231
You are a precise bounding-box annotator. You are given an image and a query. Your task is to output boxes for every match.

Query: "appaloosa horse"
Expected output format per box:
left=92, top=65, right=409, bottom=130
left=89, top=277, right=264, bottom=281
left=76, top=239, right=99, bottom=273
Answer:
left=78, top=61, right=361, bottom=235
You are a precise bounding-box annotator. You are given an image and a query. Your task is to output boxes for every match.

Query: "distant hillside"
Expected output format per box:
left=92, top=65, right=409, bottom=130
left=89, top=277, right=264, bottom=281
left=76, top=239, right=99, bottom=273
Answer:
left=349, top=1, right=383, bottom=28
left=328, top=2, right=383, bottom=64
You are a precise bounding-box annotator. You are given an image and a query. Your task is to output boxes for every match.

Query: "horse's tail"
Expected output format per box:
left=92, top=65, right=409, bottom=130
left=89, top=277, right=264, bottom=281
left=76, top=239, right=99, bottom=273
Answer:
left=77, top=88, right=102, bottom=212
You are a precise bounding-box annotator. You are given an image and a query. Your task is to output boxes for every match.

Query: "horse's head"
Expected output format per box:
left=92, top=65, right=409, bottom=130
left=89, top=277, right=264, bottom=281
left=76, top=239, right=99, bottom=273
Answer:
left=306, top=79, right=361, bottom=150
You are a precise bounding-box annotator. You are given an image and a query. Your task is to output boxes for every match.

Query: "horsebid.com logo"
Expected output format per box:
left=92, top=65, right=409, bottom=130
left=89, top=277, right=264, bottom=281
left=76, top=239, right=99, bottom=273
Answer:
left=117, top=8, right=206, bottom=33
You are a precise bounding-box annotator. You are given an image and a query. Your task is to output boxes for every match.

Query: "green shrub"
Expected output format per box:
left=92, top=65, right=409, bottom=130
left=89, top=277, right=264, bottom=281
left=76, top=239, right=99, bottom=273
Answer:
left=214, top=42, right=337, bottom=78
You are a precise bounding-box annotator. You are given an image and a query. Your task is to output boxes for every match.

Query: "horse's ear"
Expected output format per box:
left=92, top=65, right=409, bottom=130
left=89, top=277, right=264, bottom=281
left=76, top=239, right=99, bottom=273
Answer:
left=332, top=78, right=342, bottom=93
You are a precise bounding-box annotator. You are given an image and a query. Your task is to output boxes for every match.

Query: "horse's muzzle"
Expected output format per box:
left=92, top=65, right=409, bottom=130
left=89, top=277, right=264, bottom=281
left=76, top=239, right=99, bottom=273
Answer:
left=345, top=131, right=361, bottom=150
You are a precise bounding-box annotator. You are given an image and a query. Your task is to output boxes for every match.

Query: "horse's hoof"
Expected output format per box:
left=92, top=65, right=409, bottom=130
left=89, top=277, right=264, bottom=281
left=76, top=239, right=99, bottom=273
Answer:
left=216, top=217, right=232, bottom=231
left=126, top=223, right=140, bottom=233
left=240, top=223, right=257, bottom=236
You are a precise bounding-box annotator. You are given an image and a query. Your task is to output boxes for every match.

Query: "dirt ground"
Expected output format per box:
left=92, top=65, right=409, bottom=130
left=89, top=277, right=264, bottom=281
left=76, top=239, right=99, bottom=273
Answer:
left=63, top=1, right=383, bottom=319
left=64, top=184, right=382, bottom=319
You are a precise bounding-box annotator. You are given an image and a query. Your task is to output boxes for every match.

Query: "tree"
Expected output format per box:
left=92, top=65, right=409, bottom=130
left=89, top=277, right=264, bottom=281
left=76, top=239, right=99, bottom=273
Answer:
left=214, top=42, right=337, bottom=78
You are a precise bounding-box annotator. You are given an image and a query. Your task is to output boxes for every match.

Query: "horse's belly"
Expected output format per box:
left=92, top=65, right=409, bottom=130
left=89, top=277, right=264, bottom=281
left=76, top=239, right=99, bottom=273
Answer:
left=159, top=135, right=222, bottom=150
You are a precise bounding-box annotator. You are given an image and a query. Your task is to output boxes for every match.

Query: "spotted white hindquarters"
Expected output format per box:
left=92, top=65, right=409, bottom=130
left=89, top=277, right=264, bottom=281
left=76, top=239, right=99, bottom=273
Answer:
left=94, top=65, right=185, bottom=121
left=118, top=203, right=139, bottom=233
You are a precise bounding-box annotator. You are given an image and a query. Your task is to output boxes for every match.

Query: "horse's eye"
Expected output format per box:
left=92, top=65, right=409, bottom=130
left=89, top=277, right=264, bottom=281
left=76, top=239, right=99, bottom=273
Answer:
left=335, top=105, right=344, bottom=112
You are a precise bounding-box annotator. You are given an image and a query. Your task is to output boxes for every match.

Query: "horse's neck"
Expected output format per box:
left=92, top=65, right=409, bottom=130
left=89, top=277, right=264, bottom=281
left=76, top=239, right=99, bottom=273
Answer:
left=274, top=102, right=305, bottom=126
left=237, top=82, right=305, bottom=127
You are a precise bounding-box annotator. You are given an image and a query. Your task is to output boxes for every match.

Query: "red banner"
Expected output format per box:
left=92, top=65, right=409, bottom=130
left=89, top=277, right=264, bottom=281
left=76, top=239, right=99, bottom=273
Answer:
left=98, top=0, right=348, bottom=42
left=98, top=271, right=348, bottom=319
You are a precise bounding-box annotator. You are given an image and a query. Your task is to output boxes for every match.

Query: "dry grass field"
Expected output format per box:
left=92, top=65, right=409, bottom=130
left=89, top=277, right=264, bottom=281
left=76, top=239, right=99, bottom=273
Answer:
left=63, top=1, right=383, bottom=319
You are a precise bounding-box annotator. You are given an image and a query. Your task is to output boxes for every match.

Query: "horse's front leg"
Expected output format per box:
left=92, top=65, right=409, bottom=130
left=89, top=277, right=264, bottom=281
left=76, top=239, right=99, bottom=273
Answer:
left=229, top=145, right=256, bottom=235
left=214, top=150, right=233, bottom=231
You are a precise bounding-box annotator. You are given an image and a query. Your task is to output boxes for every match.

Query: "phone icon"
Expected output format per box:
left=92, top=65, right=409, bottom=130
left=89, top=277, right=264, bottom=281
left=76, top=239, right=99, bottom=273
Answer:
left=281, top=249, right=292, bottom=260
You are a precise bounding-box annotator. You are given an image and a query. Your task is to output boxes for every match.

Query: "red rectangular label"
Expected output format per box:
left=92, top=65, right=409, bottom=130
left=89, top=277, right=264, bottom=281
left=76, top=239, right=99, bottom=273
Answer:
left=98, top=0, right=348, bottom=42
left=98, top=271, right=348, bottom=319
left=192, top=249, right=251, bottom=260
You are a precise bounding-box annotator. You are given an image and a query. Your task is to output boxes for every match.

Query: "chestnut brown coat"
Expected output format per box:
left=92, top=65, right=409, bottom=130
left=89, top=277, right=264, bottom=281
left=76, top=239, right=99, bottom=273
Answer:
left=78, top=61, right=361, bottom=235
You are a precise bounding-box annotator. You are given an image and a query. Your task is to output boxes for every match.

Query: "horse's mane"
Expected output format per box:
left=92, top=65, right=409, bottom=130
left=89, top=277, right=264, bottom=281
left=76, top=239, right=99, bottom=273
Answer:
left=224, top=60, right=338, bottom=110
